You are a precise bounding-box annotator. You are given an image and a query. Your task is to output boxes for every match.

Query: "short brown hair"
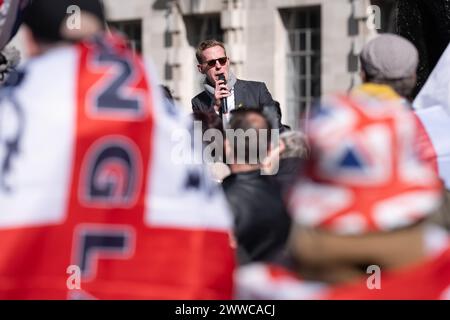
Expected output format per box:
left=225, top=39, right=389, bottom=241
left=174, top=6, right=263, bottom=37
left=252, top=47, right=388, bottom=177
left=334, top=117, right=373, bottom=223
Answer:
left=196, top=39, right=227, bottom=64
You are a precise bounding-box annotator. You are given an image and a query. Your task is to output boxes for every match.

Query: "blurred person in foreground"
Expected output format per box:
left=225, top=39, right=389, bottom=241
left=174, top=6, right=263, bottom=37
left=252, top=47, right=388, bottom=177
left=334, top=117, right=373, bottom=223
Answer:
left=359, top=34, right=419, bottom=103
left=359, top=33, right=449, bottom=229
left=0, top=0, right=234, bottom=299
left=236, top=87, right=450, bottom=299
left=222, top=107, right=291, bottom=265
left=357, top=34, right=436, bottom=169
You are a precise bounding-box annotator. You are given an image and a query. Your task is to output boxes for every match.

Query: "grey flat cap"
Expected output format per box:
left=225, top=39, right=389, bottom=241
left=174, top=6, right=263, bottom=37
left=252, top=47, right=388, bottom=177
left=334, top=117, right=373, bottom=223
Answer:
left=361, top=34, right=419, bottom=80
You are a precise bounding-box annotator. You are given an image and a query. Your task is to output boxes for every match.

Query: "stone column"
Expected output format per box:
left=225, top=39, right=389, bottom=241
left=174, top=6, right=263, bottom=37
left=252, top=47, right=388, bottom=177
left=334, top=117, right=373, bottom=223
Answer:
left=221, top=0, right=245, bottom=77
left=347, top=0, right=377, bottom=90
left=165, top=0, right=182, bottom=100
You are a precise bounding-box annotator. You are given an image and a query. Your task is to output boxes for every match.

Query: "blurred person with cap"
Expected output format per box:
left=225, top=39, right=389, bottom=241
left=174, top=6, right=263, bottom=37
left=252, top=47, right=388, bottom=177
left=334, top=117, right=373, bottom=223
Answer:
left=359, top=33, right=419, bottom=102
left=358, top=34, right=449, bottom=229
left=0, top=0, right=235, bottom=299
left=236, top=88, right=450, bottom=299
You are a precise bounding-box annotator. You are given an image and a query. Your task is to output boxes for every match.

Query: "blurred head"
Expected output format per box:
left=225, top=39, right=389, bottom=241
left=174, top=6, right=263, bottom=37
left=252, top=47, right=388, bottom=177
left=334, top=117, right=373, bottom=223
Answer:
left=196, top=39, right=230, bottom=87
left=279, top=131, right=309, bottom=160
left=360, top=34, right=419, bottom=99
left=261, top=130, right=309, bottom=176
left=226, top=107, right=272, bottom=167
left=23, top=0, right=106, bottom=55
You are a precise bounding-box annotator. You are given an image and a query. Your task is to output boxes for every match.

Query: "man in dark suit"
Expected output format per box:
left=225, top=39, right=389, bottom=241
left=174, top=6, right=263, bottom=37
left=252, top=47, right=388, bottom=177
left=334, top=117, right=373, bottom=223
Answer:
left=192, top=39, right=276, bottom=122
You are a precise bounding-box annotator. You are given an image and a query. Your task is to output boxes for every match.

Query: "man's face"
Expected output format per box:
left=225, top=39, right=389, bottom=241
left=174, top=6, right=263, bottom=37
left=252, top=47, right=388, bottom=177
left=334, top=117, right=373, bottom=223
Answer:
left=197, top=45, right=229, bottom=86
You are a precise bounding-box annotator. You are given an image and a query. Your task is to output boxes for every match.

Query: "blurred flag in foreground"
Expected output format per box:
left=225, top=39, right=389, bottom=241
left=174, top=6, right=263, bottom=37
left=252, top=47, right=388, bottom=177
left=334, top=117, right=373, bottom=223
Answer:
left=0, top=30, right=235, bottom=299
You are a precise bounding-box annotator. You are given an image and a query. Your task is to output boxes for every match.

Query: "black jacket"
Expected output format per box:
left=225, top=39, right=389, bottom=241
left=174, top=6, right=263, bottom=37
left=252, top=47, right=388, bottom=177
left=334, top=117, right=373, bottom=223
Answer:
left=222, top=170, right=291, bottom=265
left=192, top=79, right=275, bottom=112
left=270, top=157, right=302, bottom=196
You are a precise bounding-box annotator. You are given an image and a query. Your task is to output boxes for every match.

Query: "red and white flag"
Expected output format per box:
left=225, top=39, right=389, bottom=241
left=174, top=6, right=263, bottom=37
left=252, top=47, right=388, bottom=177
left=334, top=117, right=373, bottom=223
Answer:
left=0, top=34, right=235, bottom=299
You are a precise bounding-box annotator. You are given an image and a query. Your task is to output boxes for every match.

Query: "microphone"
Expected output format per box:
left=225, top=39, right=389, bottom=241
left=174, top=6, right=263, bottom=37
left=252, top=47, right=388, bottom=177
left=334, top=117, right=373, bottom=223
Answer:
left=218, top=74, right=228, bottom=114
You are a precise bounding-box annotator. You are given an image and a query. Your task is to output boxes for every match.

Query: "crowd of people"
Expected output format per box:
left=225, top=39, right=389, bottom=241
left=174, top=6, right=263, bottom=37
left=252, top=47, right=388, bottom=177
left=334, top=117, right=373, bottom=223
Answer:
left=0, top=0, right=449, bottom=299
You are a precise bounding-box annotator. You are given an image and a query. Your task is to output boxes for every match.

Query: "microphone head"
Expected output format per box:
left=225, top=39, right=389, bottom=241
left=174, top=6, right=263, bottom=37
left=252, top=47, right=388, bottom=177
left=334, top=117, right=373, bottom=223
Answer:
left=218, top=73, right=226, bottom=83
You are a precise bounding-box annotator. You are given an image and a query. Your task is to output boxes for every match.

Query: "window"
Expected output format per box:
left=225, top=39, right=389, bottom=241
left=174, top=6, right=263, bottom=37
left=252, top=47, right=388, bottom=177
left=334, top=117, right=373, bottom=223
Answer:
left=281, top=7, right=321, bottom=129
left=184, top=14, right=224, bottom=48
left=184, top=14, right=224, bottom=93
left=108, top=20, right=143, bottom=53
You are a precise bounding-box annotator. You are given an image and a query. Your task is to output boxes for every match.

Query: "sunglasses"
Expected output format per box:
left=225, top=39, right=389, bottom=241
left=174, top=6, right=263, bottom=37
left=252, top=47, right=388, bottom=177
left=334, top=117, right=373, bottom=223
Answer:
left=204, top=57, right=228, bottom=67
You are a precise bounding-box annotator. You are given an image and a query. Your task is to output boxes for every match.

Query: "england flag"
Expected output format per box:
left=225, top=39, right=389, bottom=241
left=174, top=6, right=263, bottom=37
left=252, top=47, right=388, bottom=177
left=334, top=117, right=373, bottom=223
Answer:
left=0, top=33, right=235, bottom=299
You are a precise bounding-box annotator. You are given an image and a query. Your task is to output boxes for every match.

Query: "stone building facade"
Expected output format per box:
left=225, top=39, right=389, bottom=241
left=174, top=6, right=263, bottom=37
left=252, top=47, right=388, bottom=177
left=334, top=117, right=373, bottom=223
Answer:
left=33, top=0, right=395, bottom=127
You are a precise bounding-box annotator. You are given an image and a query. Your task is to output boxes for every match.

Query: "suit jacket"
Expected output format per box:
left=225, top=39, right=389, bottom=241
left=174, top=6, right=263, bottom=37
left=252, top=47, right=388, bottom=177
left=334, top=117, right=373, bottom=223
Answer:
left=192, top=79, right=275, bottom=113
